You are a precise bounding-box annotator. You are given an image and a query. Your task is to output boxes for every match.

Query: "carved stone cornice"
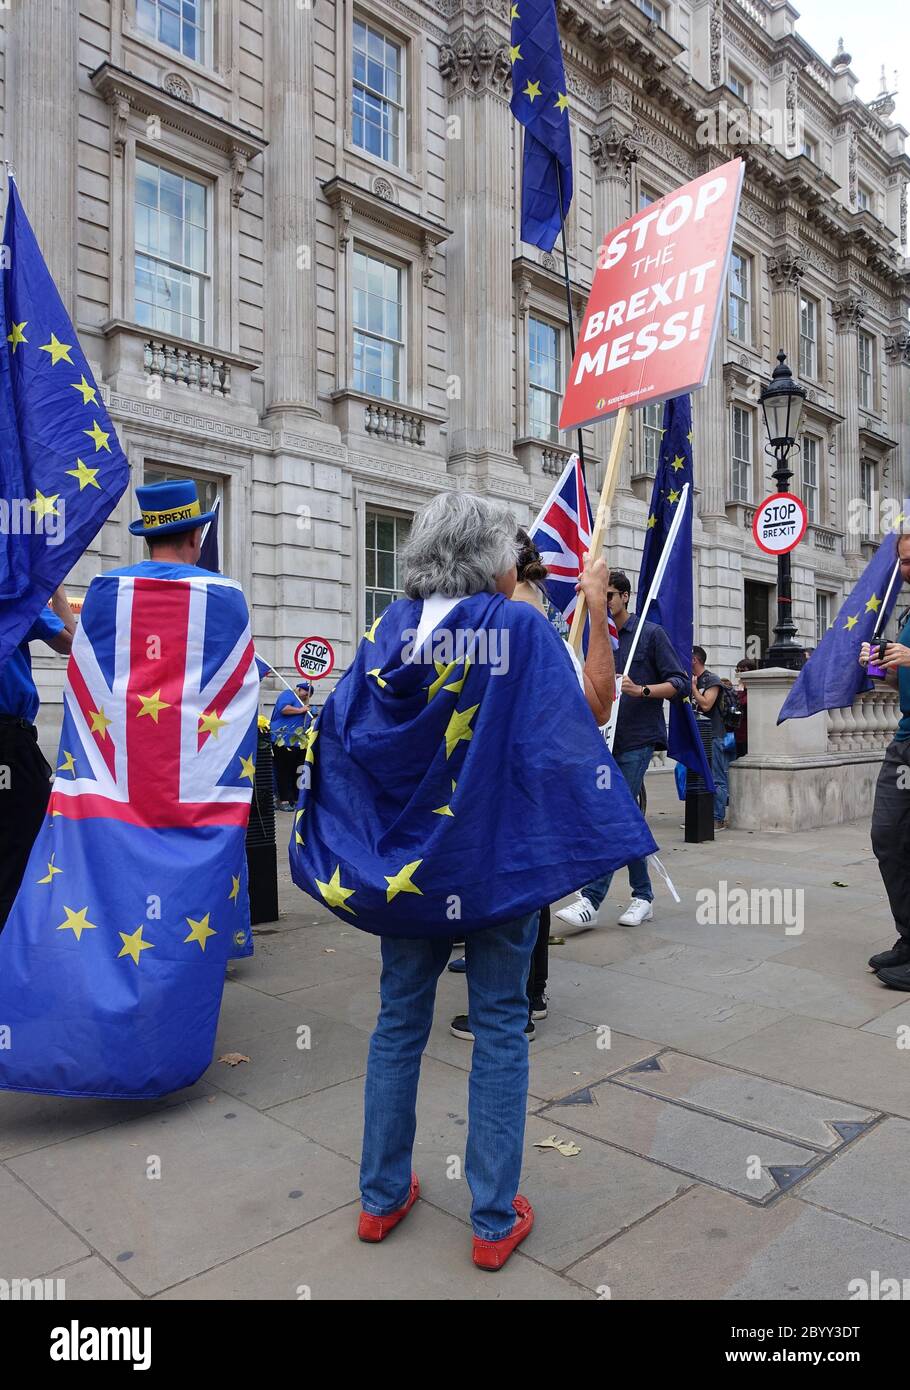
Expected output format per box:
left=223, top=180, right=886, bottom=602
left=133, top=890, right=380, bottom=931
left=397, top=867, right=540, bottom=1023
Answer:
left=831, top=292, right=868, bottom=332
left=884, top=331, right=910, bottom=366
left=710, top=0, right=724, bottom=89
left=321, top=177, right=452, bottom=258
left=438, top=29, right=512, bottom=98
left=768, top=250, right=807, bottom=289
left=590, top=121, right=639, bottom=181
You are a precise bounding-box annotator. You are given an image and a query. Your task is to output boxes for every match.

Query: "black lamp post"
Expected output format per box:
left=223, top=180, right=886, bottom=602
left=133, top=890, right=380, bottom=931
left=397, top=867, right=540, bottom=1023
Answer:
left=759, top=350, right=808, bottom=670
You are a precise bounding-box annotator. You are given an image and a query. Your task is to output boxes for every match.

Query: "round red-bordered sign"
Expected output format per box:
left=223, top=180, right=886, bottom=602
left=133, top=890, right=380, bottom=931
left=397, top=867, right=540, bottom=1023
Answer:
left=294, top=636, right=335, bottom=681
left=752, top=492, right=808, bottom=556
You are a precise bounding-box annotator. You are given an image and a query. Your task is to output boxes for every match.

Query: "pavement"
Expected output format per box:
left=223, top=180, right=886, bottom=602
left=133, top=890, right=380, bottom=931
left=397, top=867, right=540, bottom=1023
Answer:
left=4, top=773, right=910, bottom=1302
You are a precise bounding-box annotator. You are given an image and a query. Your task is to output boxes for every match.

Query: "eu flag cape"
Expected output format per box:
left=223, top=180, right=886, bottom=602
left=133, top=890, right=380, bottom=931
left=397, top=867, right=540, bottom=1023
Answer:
left=778, top=526, right=906, bottom=722
left=290, top=592, right=658, bottom=937
left=0, top=569, right=260, bottom=1098
left=638, top=395, right=714, bottom=790
left=1, top=177, right=128, bottom=676
left=269, top=693, right=314, bottom=749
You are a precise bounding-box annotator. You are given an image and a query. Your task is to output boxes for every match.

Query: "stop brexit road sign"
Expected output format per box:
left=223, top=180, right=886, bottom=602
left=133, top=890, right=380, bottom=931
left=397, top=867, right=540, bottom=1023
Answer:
left=560, top=157, right=744, bottom=431
left=752, top=493, right=808, bottom=556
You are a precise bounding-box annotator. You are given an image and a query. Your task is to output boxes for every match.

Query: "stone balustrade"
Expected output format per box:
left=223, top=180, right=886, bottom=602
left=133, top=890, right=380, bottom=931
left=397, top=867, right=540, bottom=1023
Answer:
left=827, top=687, right=900, bottom=753
left=143, top=338, right=233, bottom=396
left=363, top=402, right=427, bottom=446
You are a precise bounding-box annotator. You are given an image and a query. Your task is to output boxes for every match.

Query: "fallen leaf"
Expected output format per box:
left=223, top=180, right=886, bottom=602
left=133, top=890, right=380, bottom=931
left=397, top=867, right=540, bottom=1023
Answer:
left=324, top=947, right=336, bottom=953
left=534, top=1133, right=581, bottom=1157
left=218, top=1052, right=251, bottom=1067
left=832, top=881, right=849, bottom=888
left=548, top=936, right=566, bottom=946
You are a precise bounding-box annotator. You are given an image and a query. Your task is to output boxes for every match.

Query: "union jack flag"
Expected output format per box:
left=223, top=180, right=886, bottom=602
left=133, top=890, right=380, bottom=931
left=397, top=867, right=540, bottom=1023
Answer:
left=50, top=573, right=260, bottom=828
left=529, top=453, right=618, bottom=648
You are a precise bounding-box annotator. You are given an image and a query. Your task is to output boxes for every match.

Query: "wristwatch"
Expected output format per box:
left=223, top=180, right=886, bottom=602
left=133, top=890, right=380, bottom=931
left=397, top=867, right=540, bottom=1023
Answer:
left=641, top=686, right=651, bottom=699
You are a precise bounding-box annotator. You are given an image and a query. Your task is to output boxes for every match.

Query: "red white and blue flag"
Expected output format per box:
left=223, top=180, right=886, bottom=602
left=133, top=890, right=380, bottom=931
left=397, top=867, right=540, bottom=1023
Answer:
left=0, top=571, right=261, bottom=1100
left=529, top=453, right=618, bottom=648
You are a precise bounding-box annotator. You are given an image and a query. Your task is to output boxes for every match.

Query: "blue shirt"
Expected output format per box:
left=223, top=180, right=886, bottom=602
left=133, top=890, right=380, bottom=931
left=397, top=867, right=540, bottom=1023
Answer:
left=614, top=612, right=688, bottom=756
left=896, top=617, right=910, bottom=740
left=0, top=610, right=65, bottom=723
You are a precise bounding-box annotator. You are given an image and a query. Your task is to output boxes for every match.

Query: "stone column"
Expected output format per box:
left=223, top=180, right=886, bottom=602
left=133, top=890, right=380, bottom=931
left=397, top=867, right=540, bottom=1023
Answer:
left=439, top=30, right=515, bottom=477
left=884, top=329, right=910, bottom=508
left=832, top=290, right=867, bottom=563
left=6, top=0, right=79, bottom=314
left=767, top=248, right=805, bottom=373
left=262, top=0, right=321, bottom=426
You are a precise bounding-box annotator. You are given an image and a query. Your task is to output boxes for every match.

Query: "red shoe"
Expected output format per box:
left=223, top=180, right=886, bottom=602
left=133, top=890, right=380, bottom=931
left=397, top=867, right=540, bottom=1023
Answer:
left=472, top=1195, right=534, bottom=1271
left=357, top=1173, right=420, bottom=1242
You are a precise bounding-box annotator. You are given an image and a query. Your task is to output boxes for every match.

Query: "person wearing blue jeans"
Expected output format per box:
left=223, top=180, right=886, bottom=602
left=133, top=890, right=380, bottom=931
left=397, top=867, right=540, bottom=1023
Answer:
left=711, top=730, right=733, bottom=823
left=360, top=912, right=539, bottom=1241
left=582, top=744, right=655, bottom=912
left=692, top=646, right=729, bottom=827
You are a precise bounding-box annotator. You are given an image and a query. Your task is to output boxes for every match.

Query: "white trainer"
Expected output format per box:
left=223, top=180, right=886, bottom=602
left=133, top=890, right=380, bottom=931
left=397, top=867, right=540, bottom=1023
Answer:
left=618, top=897, right=653, bottom=927
left=555, top=896, right=598, bottom=932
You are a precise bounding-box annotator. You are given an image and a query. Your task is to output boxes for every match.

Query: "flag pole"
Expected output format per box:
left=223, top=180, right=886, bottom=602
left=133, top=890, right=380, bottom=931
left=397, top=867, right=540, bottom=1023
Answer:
left=568, top=405, right=630, bottom=653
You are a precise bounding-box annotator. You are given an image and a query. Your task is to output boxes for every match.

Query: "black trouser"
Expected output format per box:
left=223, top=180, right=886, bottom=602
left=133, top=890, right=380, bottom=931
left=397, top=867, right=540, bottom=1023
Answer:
left=273, top=745, right=301, bottom=803
left=871, top=739, right=910, bottom=942
left=0, top=718, right=53, bottom=932
left=527, top=904, right=550, bottom=1002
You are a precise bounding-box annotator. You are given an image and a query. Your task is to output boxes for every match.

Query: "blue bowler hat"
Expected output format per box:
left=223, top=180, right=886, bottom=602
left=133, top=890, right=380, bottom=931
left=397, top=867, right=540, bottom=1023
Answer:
left=128, top=479, right=217, bottom=538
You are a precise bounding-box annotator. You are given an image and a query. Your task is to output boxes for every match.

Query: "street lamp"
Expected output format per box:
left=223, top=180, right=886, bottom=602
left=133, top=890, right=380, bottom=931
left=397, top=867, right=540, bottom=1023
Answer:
left=758, top=350, right=808, bottom=670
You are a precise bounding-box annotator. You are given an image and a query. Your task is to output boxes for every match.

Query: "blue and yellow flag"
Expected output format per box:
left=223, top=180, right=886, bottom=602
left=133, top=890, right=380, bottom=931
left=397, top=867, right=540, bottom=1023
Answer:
left=290, top=592, right=658, bottom=937
left=638, top=395, right=714, bottom=790
left=510, top=0, right=573, bottom=252
left=0, top=176, right=128, bottom=675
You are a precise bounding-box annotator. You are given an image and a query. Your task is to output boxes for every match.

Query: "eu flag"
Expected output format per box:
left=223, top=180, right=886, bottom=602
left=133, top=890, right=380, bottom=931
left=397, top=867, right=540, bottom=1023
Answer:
left=638, top=395, right=714, bottom=790
left=778, top=524, right=908, bottom=722
left=290, top=591, right=657, bottom=936
left=0, top=176, right=128, bottom=675
left=510, top=0, right=573, bottom=253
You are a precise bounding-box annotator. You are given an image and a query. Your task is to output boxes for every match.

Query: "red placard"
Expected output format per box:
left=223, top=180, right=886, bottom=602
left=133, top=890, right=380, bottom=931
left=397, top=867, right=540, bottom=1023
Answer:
left=560, top=158, right=745, bottom=431
left=752, top=493, right=808, bottom=556
left=294, top=636, right=335, bottom=680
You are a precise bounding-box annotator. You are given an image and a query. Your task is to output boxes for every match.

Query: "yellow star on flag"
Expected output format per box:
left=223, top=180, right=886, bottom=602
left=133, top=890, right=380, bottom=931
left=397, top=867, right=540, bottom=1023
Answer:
left=38, top=853, right=62, bottom=885
left=687, top=429, right=694, bottom=444
left=510, top=43, right=522, bottom=62
left=118, top=925, right=154, bottom=965
left=844, top=614, right=859, bottom=631
left=668, top=489, right=681, bottom=505
left=71, top=374, right=98, bottom=406
left=39, top=332, right=73, bottom=366
left=199, top=710, right=227, bottom=737
left=58, top=750, right=76, bottom=775
left=671, top=454, right=686, bottom=471
left=367, top=667, right=388, bottom=689
left=511, top=3, right=519, bottom=17
left=865, top=594, right=882, bottom=614
left=6, top=321, right=27, bottom=352
left=646, top=514, right=657, bottom=529
left=65, top=457, right=100, bottom=491
left=433, top=779, right=457, bottom=817
left=444, top=703, right=479, bottom=759
left=427, top=658, right=470, bottom=702
left=555, top=91, right=570, bottom=112
left=30, top=490, right=60, bottom=519
left=304, top=726, right=319, bottom=764
left=58, top=905, right=98, bottom=941
left=364, top=613, right=384, bottom=643
left=229, top=875, right=240, bottom=902
left=294, top=810, right=305, bottom=846
left=524, top=79, right=542, bottom=101
left=136, top=689, right=170, bottom=723
left=89, top=706, right=112, bottom=737
left=239, top=754, right=256, bottom=782
left=184, top=913, right=216, bottom=951
left=316, top=865, right=356, bottom=914
left=385, top=860, right=424, bottom=903
left=84, top=419, right=111, bottom=453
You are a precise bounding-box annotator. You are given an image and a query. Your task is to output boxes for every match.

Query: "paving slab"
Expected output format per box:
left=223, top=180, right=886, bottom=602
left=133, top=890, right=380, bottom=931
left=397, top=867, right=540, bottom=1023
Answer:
left=548, top=958, right=788, bottom=1055
left=0, top=1079, right=213, bottom=1162
left=40, top=1255, right=141, bottom=1299
left=0, top=1165, right=88, bottom=1274
left=608, top=941, right=896, bottom=1027
left=713, top=1016, right=910, bottom=1120
left=231, top=933, right=379, bottom=997
left=612, top=1052, right=876, bottom=1149
left=6, top=1096, right=359, bottom=1296
left=156, top=1198, right=588, bottom=1300
left=527, top=1031, right=659, bottom=1102
left=541, top=1082, right=822, bottom=1200
left=204, top=1009, right=371, bottom=1109
left=799, top=1119, right=910, bottom=1240
left=860, top=996, right=910, bottom=1037
left=776, top=933, right=899, bottom=982
left=569, top=1184, right=910, bottom=1300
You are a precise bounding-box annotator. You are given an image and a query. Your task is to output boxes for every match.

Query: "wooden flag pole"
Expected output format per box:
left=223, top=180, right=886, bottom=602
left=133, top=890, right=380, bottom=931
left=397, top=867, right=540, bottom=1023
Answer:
left=568, top=405, right=631, bottom=653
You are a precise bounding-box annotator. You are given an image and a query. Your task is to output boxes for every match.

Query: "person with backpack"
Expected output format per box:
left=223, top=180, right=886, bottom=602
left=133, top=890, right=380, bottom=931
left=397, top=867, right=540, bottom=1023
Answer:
left=692, top=645, right=738, bottom=829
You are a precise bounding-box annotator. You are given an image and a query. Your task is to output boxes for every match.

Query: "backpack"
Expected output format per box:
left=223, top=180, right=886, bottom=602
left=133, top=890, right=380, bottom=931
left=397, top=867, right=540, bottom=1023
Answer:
left=717, top=684, right=743, bottom=733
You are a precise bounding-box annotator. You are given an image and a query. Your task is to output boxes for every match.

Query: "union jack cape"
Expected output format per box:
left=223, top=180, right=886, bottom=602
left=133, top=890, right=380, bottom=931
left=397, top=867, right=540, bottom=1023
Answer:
left=0, top=566, right=260, bottom=1099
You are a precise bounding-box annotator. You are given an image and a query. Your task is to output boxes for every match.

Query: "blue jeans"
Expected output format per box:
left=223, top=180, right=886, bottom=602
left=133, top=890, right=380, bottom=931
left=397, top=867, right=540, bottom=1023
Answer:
left=712, top=734, right=733, bottom=822
left=584, top=745, right=654, bottom=910
left=360, top=912, right=539, bottom=1241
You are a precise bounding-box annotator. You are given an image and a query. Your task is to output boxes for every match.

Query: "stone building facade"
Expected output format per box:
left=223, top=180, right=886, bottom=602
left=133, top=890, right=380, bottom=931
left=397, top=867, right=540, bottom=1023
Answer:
left=1, top=0, right=908, bottom=743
